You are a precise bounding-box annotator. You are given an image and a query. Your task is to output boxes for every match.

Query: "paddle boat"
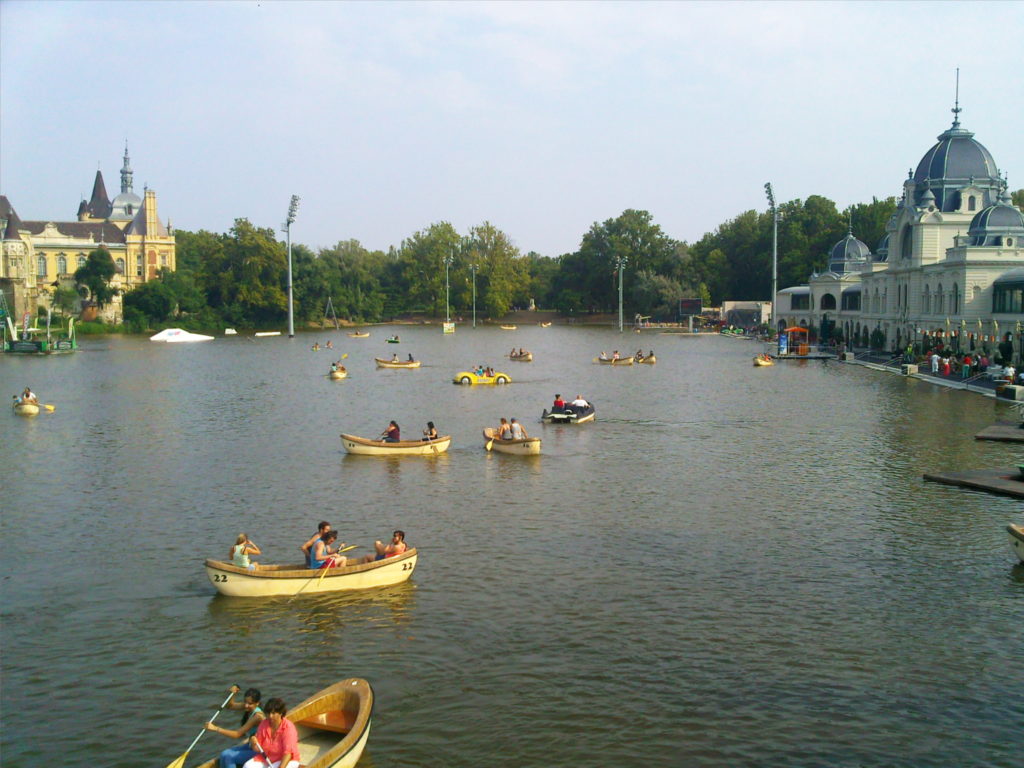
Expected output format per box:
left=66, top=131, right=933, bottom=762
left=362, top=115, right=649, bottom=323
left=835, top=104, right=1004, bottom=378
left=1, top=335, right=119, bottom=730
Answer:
left=195, top=679, right=373, bottom=768
left=596, top=355, right=634, bottom=366
left=149, top=328, right=215, bottom=342
left=1009, top=524, right=1024, bottom=563
left=329, top=369, right=348, bottom=380
left=375, top=357, right=421, bottom=369
left=753, top=353, right=774, bottom=367
left=453, top=370, right=511, bottom=385
left=386, top=335, right=400, bottom=343
left=348, top=331, right=370, bottom=338
left=542, top=402, right=596, bottom=424
left=508, top=351, right=533, bottom=362
left=500, top=324, right=517, bottom=330
left=482, top=427, right=541, bottom=455
left=205, top=547, right=418, bottom=597
left=340, top=433, right=450, bottom=455
left=12, top=400, right=40, bottom=416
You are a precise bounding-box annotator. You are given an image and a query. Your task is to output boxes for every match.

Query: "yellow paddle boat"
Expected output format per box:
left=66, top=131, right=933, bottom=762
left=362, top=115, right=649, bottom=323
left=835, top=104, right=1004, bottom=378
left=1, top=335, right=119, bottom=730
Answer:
left=753, top=354, right=774, bottom=367
left=453, top=370, right=511, bottom=385
left=12, top=401, right=40, bottom=416
left=1008, top=524, right=1024, bottom=563
left=596, top=356, right=634, bottom=366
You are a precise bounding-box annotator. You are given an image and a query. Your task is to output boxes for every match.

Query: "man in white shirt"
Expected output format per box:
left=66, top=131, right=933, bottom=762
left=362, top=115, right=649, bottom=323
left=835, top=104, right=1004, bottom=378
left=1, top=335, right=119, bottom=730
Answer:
left=571, top=395, right=589, bottom=410
left=930, top=351, right=940, bottom=373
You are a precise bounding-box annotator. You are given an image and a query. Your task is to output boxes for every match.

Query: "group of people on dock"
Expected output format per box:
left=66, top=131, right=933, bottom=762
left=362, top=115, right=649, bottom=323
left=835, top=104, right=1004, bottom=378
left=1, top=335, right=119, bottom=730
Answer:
left=229, top=523, right=409, bottom=574
left=494, top=416, right=528, bottom=440
left=551, top=393, right=590, bottom=414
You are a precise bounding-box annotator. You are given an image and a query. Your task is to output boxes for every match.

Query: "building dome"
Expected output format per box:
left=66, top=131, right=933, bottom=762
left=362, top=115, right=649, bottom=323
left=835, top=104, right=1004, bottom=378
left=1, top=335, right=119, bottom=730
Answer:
left=109, top=191, right=143, bottom=221
left=828, top=231, right=871, bottom=273
left=968, top=196, right=1024, bottom=246
left=874, top=233, right=889, bottom=262
left=912, top=114, right=1001, bottom=211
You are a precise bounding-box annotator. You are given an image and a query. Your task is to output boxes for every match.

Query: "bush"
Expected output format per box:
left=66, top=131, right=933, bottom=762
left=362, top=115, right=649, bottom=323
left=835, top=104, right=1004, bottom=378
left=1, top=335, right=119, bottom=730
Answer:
left=870, top=328, right=886, bottom=350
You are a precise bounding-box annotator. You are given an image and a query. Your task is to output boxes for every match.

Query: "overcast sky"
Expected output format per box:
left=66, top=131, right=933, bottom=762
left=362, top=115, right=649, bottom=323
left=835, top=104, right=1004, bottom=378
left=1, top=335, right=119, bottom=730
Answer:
left=2, top=1, right=1022, bottom=257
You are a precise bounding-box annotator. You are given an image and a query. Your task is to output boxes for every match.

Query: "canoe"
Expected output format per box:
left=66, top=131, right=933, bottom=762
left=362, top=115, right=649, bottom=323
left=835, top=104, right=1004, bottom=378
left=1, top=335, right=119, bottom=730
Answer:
left=637, top=355, right=656, bottom=364
left=483, top=427, right=541, bottom=455
left=1009, top=524, right=1024, bottom=563
left=542, top=403, right=595, bottom=424
left=13, top=402, right=40, bottom=416
left=205, top=548, right=418, bottom=597
left=192, top=678, right=373, bottom=768
left=596, top=357, right=633, bottom=365
left=375, top=358, right=421, bottom=368
left=500, top=325, right=517, bottom=330
left=508, top=352, right=533, bottom=362
left=340, top=433, right=450, bottom=455
left=329, top=370, right=348, bottom=380
left=348, top=332, right=370, bottom=338
left=753, top=356, right=774, bottom=367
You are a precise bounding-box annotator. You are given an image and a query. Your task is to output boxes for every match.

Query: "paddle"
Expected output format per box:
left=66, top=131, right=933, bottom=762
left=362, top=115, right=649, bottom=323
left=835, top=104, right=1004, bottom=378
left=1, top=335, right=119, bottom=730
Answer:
left=316, top=544, right=359, bottom=586
left=43, top=404, right=56, bottom=412
left=288, top=545, right=360, bottom=601
left=165, top=688, right=237, bottom=768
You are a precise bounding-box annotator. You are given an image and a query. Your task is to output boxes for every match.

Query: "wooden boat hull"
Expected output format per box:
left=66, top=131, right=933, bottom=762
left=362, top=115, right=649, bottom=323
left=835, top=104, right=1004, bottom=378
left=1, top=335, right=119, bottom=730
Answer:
left=597, top=357, right=633, bottom=365
left=340, top=433, right=450, bottom=455
left=453, top=371, right=511, bottom=385
left=638, top=355, right=656, bottom=364
left=500, top=325, right=517, bottom=330
left=13, top=402, right=40, bottom=416
left=1009, top=524, right=1024, bottom=563
left=205, top=549, right=418, bottom=597
left=483, top=427, right=541, bottom=455
left=375, top=358, right=421, bottom=368
left=348, top=332, right=370, bottom=338
left=193, top=678, right=373, bottom=768
left=542, top=405, right=595, bottom=424
left=540, top=322, right=552, bottom=327
left=329, top=370, right=348, bottom=380
left=753, top=356, right=774, bottom=366
left=508, top=352, right=533, bottom=362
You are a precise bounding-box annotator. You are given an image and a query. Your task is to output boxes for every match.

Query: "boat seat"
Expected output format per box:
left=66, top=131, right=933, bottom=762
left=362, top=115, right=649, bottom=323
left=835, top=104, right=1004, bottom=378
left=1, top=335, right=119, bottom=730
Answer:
left=294, top=710, right=356, bottom=733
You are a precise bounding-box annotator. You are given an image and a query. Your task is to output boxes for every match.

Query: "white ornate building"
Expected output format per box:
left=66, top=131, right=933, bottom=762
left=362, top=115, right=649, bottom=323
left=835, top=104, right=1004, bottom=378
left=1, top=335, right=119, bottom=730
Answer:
left=775, top=103, right=1024, bottom=362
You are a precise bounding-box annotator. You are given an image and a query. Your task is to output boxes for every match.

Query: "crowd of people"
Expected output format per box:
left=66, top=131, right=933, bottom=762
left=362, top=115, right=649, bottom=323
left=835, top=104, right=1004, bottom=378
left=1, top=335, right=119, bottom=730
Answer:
left=922, top=348, right=1021, bottom=383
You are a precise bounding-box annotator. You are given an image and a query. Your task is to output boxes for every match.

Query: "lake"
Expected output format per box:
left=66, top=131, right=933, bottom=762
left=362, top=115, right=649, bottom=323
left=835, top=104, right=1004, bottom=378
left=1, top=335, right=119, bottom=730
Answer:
left=1, top=325, right=1021, bottom=767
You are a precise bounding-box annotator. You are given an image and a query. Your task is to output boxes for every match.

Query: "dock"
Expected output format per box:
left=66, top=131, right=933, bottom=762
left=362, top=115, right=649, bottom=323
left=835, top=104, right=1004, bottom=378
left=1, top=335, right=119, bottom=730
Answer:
left=975, top=422, right=1024, bottom=443
left=923, top=469, right=1024, bottom=500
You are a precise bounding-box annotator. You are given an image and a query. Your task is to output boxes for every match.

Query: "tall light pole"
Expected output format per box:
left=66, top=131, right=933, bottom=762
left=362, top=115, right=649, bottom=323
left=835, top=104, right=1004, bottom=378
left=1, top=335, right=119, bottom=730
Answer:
left=444, top=248, right=454, bottom=323
left=764, top=183, right=778, bottom=336
left=470, top=262, right=478, bottom=328
left=285, top=194, right=300, bottom=338
left=615, top=254, right=628, bottom=333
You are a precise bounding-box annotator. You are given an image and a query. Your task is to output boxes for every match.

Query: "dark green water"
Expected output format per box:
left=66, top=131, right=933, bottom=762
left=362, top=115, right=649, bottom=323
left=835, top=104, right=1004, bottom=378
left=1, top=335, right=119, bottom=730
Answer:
left=2, top=327, right=1022, bottom=767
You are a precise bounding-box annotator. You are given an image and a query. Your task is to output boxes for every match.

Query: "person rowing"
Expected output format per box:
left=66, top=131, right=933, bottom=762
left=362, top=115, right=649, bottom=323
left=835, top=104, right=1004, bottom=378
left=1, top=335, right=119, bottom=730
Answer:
left=205, top=685, right=266, bottom=768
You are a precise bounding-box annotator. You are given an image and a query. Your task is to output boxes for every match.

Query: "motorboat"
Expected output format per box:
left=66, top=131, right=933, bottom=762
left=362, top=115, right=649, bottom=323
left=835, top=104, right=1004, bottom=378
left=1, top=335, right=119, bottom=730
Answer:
left=542, top=402, right=596, bottom=424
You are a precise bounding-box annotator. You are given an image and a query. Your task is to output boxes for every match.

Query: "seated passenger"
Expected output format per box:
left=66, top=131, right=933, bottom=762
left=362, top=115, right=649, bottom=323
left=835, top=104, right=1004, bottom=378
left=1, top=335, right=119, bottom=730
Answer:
left=571, top=395, right=589, bottom=411
left=381, top=420, right=400, bottom=442
left=230, top=533, right=261, bottom=571
left=422, top=421, right=438, bottom=441
left=311, top=530, right=348, bottom=569
left=242, top=698, right=298, bottom=768
left=509, top=418, right=527, bottom=439
left=497, top=417, right=512, bottom=439
left=301, top=521, right=331, bottom=567
left=363, top=530, right=408, bottom=563
left=552, top=394, right=565, bottom=413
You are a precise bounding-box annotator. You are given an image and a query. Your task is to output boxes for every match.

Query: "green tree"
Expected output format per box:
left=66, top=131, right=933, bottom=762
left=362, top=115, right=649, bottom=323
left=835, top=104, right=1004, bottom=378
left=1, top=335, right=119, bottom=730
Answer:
left=51, top=286, right=79, bottom=316
left=1011, top=189, right=1024, bottom=209
left=463, top=222, right=527, bottom=319
left=74, top=246, right=118, bottom=307
left=200, top=219, right=287, bottom=324
left=397, top=222, right=460, bottom=317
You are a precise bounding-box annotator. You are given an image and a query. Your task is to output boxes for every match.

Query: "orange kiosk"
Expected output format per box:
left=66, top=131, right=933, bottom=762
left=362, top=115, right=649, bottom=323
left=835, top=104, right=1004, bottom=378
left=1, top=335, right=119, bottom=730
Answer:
left=784, top=326, right=810, bottom=356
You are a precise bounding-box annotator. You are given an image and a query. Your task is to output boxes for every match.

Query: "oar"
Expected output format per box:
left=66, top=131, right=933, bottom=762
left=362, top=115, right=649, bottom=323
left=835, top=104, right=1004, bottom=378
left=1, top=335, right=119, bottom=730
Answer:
left=316, top=544, right=359, bottom=585
left=43, top=404, right=56, bottom=412
left=288, top=545, right=360, bottom=601
left=165, top=688, right=237, bottom=768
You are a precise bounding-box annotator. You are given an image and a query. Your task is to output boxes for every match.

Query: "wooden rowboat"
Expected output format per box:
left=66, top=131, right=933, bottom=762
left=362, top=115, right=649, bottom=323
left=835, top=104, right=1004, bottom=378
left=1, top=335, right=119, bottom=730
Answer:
left=329, top=370, right=348, bottom=380
left=375, top=358, right=421, bottom=368
left=13, top=402, right=40, bottom=416
left=540, top=322, right=552, bottom=327
left=508, top=352, right=533, bottom=362
left=500, top=325, right=517, bottom=330
left=1009, top=524, right=1024, bottom=563
left=205, top=548, right=418, bottom=597
left=340, top=433, right=450, bottom=455
left=347, top=331, right=370, bottom=338
left=637, top=355, right=656, bottom=364
left=597, top=356, right=633, bottom=365
left=194, top=678, right=373, bottom=768
left=753, top=355, right=774, bottom=367
left=483, top=427, right=541, bottom=455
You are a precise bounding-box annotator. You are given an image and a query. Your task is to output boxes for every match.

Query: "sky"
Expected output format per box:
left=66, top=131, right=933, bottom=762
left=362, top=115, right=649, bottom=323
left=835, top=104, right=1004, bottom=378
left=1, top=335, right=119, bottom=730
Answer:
left=2, top=1, right=1022, bottom=257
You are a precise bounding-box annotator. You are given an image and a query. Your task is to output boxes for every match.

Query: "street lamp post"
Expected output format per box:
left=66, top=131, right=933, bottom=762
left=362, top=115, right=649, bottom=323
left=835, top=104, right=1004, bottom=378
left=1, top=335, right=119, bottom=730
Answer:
left=285, top=195, right=300, bottom=338
left=444, top=249, right=454, bottom=323
left=764, top=183, right=778, bottom=337
left=470, top=262, right=478, bottom=328
left=615, top=254, right=628, bottom=333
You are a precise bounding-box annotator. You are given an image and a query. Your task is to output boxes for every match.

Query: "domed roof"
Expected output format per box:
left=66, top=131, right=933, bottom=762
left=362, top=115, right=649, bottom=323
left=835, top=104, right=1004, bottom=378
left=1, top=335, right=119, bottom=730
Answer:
left=874, top=233, right=889, bottom=262
left=828, top=231, right=871, bottom=274
left=912, top=111, right=1001, bottom=212
left=968, top=194, right=1024, bottom=246
left=109, top=191, right=143, bottom=221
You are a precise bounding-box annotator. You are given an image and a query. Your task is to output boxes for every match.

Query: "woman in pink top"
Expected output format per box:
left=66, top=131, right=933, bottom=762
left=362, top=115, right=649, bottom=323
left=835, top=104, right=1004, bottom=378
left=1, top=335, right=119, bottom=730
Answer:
left=243, top=698, right=299, bottom=768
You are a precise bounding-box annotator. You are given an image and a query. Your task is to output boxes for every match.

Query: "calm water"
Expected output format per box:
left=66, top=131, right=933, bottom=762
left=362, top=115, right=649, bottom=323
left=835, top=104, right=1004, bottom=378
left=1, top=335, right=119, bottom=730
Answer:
left=2, top=326, right=1022, bottom=767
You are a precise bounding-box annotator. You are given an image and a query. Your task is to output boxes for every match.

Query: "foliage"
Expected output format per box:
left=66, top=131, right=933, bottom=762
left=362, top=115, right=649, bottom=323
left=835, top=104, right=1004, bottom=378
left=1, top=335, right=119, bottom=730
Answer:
left=74, top=247, right=118, bottom=307
left=1012, top=189, right=1024, bottom=209
left=52, top=287, right=79, bottom=316
left=870, top=327, right=886, bottom=350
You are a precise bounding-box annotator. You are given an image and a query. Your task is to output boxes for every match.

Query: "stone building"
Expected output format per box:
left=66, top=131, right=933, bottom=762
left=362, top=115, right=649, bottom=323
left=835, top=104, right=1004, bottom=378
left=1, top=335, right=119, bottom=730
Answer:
left=1, top=145, right=175, bottom=322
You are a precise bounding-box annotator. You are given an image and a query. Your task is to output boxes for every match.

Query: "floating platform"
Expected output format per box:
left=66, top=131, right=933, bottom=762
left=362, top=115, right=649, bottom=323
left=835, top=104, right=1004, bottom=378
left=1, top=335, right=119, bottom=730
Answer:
left=974, top=422, right=1024, bottom=443
left=923, top=469, right=1024, bottom=499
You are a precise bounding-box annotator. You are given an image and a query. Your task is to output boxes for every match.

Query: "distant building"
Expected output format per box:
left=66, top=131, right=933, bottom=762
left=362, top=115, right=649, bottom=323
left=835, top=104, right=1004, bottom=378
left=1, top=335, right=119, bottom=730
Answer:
left=775, top=102, right=1023, bottom=358
left=1, top=144, right=176, bottom=321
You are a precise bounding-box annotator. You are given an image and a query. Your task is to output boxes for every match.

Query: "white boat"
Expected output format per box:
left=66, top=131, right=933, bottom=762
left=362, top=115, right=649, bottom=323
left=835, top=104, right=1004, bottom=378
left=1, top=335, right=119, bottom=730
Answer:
left=193, top=678, right=373, bottom=768
left=149, top=328, right=214, bottom=342
left=483, top=427, right=541, bottom=455
left=255, top=331, right=281, bottom=337
left=1009, top=524, right=1024, bottom=563
left=13, top=401, right=40, bottom=416
left=204, top=548, right=418, bottom=597
left=329, top=369, right=348, bottom=380
left=224, top=328, right=237, bottom=335
left=340, top=433, right=450, bottom=455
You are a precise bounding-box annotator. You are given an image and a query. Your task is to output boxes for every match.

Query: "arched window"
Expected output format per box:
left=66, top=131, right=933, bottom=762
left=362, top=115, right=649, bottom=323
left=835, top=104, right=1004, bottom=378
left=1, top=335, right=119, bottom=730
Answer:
left=57, top=254, right=67, bottom=275
left=923, top=286, right=930, bottom=314
left=161, top=252, right=168, bottom=267
left=901, top=225, right=913, bottom=260
left=37, top=255, right=47, bottom=276
left=115, top=258, right=126, bottom=274
left=820, top=294, right=836, bottom=310
left=136, top=257, right=143, bottom=276
left=77, top=253, right=87, bottom=269
left=936, top=283, right=944, bottom=314
left=968, top=196, right=976, bottom=211
left=952, top=283, right=960, bottom=314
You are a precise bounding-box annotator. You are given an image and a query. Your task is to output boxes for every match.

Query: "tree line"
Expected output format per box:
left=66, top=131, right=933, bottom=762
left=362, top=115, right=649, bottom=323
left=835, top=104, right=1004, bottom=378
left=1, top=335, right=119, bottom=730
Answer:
left=90, top=189, right=1020, bottom=331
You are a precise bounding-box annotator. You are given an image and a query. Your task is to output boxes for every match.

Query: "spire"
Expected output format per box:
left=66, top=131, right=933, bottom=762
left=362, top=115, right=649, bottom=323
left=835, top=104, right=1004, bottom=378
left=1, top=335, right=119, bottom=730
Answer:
left=87, top=170, right=111, bottom=218
left=951, top=67, right=961, bottom=129
left=120, top=141, right=134, bottom=194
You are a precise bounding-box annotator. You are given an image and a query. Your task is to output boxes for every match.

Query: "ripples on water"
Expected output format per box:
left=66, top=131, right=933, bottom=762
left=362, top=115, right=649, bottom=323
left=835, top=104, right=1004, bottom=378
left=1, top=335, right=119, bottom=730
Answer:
left=2, top=330, right=1022, bottom=767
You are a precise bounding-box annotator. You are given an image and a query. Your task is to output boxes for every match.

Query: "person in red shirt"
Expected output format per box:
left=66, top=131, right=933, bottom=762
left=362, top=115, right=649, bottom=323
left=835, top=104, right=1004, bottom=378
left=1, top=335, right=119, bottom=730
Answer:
left=244, top=698, right=298, bottom=768
left=552, top=394, right=565, bottom=413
